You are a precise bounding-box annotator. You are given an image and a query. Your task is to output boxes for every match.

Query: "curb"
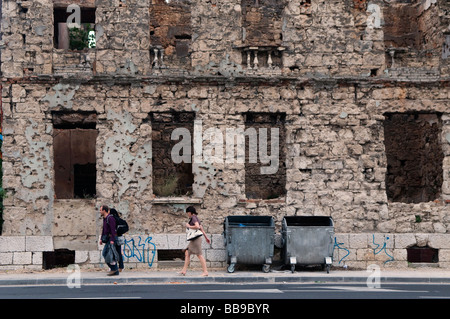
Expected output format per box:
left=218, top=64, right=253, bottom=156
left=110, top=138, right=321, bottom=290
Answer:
left=2, top=273, right=450, bottom=286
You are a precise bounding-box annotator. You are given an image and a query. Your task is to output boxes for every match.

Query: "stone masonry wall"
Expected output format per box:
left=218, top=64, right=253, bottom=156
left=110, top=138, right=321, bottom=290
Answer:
left=1, top=0, right=450, bottom=270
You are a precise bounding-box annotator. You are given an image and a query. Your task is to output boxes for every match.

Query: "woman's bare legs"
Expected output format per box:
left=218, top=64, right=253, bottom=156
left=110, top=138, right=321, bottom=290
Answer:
left=179, top=249, right=190, bottom=275
left=198, top=254, right=208, bottom=276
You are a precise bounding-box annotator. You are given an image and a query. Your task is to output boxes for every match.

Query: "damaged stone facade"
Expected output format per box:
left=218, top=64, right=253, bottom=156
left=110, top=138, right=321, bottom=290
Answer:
left=0, top=0, right=450, bottom=270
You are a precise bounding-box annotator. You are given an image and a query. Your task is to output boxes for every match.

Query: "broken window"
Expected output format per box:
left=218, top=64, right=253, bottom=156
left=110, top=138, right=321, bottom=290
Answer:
left=151, top=112, right=194, bottom=197
left=149, top=0, right=192, bottom=69
left=238, top=0, right=286, bottom=69
left=383, top=0, right=440, bottom=67
left=383, top=2, right=421, bottom=50
left=53, top=112, right=97, bottom=199
left=53, top=3, right=96, bottom=50
left=244, top=112, right=286, bottom=199
left=383, top=113, right=444, bottom=203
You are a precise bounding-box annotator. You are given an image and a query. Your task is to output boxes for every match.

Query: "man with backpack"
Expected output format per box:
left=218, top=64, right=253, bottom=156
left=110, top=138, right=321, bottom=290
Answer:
left=109, top=208, right=127, bottom=273
left=99, top=205, right=120, bottom=276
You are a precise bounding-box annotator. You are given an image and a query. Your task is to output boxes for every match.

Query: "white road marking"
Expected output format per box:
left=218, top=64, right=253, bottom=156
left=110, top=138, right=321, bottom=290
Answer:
left=191, top=289, right=283, bottom=293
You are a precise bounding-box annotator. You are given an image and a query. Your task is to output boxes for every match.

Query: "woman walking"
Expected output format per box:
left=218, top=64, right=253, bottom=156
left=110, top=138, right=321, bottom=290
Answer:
left=179, top=206, right=210, bottom=276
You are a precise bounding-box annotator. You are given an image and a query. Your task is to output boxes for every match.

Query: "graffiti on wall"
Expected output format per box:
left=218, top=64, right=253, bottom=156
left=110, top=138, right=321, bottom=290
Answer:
left=333, top=234, right=395, bottom=265
left=372, top=234, right=394, bottom=264
left=333, top=237, right=350, bottom=265
left=123, top=236, right=157, bottom=268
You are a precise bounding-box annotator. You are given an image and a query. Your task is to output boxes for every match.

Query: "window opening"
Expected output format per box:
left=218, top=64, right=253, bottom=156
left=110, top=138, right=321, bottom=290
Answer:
left=43, top=249, right=75, bottom=270
left=383, top=113, right=443, bottom=203
left=54, top=6, right=96, bottom=50
left=244, top=112, right=286, bottom=199
left=151, top=112, right=194, bottom=197
left=407, top=246, right=439, bottom=263
left=53, top=112, right=97, bottom=199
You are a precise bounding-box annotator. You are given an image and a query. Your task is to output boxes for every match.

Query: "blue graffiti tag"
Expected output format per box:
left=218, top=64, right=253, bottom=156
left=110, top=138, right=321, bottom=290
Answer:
left=333, top=237, right=350, bottom=265
left=372, top=234, right=394, bottom=264
left=123, top=236, right=157, bottom=268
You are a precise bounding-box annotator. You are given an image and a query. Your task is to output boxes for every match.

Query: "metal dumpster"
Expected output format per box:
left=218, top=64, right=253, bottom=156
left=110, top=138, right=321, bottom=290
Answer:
left=282, top=216, right=334, bottom=273
left=224, top=215, right=275, bottom=273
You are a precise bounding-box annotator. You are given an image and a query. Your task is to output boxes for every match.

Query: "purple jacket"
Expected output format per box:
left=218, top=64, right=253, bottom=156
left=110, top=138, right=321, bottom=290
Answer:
left=102, top=214, right=117, bottom=242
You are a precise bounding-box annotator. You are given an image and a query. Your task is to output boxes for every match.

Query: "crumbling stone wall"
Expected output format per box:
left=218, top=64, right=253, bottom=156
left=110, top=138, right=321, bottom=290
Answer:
left=1, top=0, right=450, bottom=270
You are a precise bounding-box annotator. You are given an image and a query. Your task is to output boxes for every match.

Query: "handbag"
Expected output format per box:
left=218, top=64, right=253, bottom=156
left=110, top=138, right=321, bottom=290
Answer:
left=101, top=234, right=109, bottom=244
left=186, top=228, right=203, bottom=241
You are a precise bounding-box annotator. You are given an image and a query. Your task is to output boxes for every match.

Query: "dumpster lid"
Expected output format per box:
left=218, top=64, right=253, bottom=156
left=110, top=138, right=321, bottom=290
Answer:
left=283, top=216, right=333, bottom=227
left=225, top=215, right=274, bottom=227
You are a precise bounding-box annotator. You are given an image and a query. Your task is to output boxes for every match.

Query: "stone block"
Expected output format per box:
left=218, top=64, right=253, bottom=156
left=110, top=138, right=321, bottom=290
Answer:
left=394, top=233, right=416, bottom=249
left=25, top=236, right=54, bottom=252
left=13, top=252, right=32, bottom=265
left=210, top=234, right=225, bottom=249
left=206, top=249, right=226, bottom=262
left=0, top=253, right=13, bottom=265
left=349, top=234, right=368, bottom=249
left=0, top=236, right=26, bottom=252
left=151, top=234, right=169, bottom=249
left=75, top=251, right=89, bottom=264
left=429, top=234, right=450, bottom=249
left=32, top=252, right=43, bottom=265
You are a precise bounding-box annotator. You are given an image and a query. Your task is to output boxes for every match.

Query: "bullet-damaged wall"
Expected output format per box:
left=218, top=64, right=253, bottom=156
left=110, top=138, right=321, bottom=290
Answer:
left=1, top=0, right=450, bottom=270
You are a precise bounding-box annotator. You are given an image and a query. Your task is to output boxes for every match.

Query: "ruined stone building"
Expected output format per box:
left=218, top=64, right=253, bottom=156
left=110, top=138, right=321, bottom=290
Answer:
left=0, top=0, right=449, bottom=270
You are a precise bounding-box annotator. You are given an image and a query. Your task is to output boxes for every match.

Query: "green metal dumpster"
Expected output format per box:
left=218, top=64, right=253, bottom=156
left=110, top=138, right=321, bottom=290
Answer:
left=224, top=216, right=275, bottom=273
left=282, top=216, right=334, bottom=273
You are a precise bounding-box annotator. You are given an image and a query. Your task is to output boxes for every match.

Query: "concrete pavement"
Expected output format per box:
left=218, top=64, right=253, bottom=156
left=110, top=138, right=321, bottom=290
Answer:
left=0, top=267, right=450, bottom=286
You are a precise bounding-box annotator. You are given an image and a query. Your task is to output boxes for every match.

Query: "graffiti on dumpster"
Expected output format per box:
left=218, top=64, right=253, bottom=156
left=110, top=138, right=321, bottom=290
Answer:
left=123, top=236, right=157, bottom=268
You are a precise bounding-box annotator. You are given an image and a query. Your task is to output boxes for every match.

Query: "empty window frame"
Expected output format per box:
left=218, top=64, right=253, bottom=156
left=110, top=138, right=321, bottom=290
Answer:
left=244, top=112, right=286, bottom=199
left=151, top=112, right=194, bottom=197
left=241, top=0, right=284, bottom=46
left=53, top=112, right=97, bottom=199
left=149, top=0, right=192, bottom=68
left=383, top=113, right=444, bottom=203
left=54, top=6, right=96, bottom=50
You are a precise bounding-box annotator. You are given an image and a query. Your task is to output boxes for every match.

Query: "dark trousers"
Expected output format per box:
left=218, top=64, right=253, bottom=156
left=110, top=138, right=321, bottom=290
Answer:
left=115, top=243, right=124, bottom=270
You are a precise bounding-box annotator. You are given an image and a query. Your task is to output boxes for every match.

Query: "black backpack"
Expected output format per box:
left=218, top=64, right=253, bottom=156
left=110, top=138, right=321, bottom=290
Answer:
left=109, top=209, right=129, bottom=236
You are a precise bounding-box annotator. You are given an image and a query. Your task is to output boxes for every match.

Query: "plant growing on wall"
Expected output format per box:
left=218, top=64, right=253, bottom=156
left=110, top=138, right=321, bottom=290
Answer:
left=69, top=24, right=95, bottom=50
left=153, top=175, right=179, bottom=197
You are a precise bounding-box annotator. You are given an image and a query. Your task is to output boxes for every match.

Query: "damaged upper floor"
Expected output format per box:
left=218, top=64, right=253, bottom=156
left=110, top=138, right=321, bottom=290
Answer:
left=1, top=0, right=450, bottom=79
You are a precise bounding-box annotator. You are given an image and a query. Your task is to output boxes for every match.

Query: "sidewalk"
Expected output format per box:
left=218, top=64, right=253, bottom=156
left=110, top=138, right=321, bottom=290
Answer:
left=0, top=267, right=450, bottom=286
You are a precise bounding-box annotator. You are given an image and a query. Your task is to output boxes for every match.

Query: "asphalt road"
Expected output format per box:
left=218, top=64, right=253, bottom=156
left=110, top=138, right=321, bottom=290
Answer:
left=1, top=282, right=449, bottom=317
left=1, top=282, right=450, bottom=299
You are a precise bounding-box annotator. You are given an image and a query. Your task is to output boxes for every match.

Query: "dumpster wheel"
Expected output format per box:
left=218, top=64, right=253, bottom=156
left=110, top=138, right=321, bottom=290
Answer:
left=262, top=264, right=271, bottom=273
left=227, top=264, right=236, bottom=273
